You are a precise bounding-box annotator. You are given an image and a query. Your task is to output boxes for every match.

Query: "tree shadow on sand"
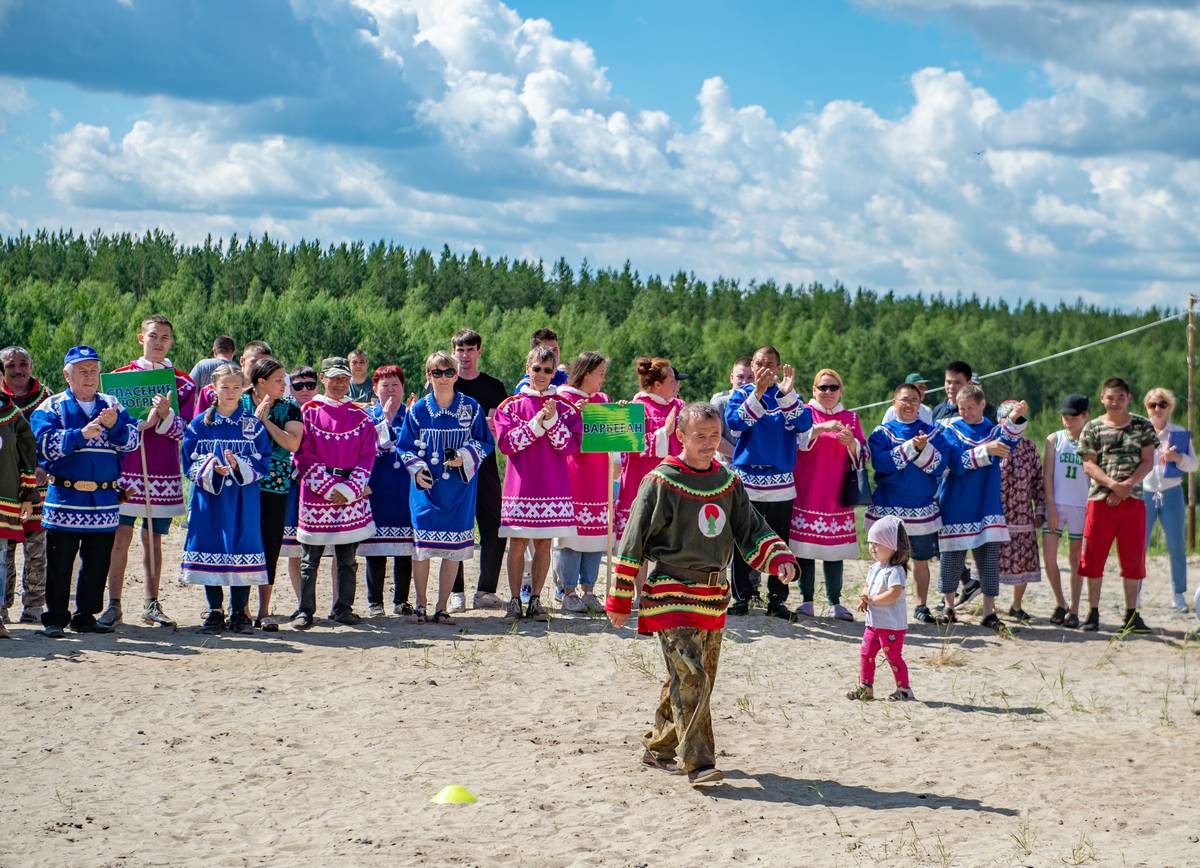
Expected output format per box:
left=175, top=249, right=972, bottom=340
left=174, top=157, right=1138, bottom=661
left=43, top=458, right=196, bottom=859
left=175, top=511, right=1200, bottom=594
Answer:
left=703, top=771, right=1018, bottom=815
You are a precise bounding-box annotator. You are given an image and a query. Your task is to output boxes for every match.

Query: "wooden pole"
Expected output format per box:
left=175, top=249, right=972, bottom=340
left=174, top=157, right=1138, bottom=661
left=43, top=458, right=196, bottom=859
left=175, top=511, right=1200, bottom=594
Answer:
left=605, top=456, right=615, bottom=595
left=138, top=438, right=157, bottom=581
left=1188, top=294, right=1196, bottom=552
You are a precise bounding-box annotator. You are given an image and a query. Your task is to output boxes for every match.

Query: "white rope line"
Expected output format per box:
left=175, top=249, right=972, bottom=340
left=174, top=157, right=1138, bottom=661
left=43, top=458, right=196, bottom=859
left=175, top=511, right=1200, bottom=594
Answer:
left=848, top=311, right=1187, bottom=413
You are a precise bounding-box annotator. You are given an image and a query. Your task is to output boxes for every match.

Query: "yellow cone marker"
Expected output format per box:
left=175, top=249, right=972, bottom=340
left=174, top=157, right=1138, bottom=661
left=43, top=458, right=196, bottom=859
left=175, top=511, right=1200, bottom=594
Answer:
left=430, top=785, right=477, bottom=805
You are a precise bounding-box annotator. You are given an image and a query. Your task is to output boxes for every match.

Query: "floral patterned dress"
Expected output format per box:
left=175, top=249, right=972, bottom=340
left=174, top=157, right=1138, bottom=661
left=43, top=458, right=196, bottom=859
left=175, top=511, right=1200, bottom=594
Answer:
left=996, top=437, right=1046, bottom=584
left=789, top=401, right=867, bottom=561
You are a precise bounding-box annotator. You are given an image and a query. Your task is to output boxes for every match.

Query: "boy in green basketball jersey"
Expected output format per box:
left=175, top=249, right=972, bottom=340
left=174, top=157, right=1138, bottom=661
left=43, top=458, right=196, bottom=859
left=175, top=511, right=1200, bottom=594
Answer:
left=1043, top=394, right=1090, bottom=627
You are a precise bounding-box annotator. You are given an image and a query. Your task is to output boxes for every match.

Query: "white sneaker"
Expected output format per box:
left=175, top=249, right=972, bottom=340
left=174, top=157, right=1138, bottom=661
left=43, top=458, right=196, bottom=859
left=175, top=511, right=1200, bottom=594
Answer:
left=561, top=593, right=587, bottom=614
left=97, top=601, right=123, bottom=628
left=367, top=603, right=385, bottom=618
left=582, top=592, right=603, bottom=614
left=473, top=592, right=506, bottom=610
left=1173, top=593, right=1189, bottom=612
left=448, top=592, right=467, bottom=614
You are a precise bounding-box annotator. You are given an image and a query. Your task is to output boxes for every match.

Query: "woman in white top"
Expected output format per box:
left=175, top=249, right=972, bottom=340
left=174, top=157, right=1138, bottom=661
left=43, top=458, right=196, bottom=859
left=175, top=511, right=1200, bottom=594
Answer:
left=1141, top=388, right=1197, bottom=611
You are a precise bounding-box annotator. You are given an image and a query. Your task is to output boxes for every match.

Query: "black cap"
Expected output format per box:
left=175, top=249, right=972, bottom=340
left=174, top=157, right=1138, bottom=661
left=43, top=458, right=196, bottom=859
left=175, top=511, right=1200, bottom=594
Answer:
left=1059, top=393, right=1089, bottom=416
left=672, top=366, right=689, bottom=382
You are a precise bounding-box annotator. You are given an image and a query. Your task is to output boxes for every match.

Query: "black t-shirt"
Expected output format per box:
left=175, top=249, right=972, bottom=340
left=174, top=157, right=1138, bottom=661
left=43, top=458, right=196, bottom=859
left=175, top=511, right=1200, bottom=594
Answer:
left=454, top=372, right=508, bottom=490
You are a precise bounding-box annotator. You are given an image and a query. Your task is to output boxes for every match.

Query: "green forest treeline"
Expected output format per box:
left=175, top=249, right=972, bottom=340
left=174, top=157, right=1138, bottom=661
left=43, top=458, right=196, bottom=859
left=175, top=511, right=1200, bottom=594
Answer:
left=0, top=229, right=1189, bottom=441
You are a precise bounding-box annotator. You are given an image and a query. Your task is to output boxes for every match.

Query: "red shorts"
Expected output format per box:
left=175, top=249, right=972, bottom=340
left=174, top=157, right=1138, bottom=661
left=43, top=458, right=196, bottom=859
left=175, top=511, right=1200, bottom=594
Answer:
left=1078, top=498, right=1146, bottom=580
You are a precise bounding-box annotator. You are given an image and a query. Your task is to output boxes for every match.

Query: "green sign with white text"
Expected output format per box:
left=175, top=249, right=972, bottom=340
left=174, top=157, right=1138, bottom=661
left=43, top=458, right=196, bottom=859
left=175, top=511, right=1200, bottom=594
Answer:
left=100, top=367, right=180, bottom=421
left=581, top=403, right=646, bottom=453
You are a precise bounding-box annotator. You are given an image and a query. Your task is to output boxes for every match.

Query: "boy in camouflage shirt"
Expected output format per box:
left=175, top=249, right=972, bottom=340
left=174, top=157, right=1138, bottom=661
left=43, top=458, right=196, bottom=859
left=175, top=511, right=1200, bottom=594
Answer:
left=1077, top=377, right=1158, bottom=633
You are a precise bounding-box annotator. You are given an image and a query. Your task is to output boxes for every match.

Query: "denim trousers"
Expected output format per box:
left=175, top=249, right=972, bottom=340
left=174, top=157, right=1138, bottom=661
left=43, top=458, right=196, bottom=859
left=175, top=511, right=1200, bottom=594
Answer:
left=1145, top=485, right=1188, bottom=594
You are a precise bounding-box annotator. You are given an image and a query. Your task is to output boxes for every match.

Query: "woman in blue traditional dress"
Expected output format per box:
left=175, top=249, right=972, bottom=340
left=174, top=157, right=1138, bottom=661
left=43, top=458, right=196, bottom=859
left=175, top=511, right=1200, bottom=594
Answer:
left=181, top=364, right=272, bottom=634
left=397, top=351, right=494, bottom=624
left=360, top=364, right=415, bottom=617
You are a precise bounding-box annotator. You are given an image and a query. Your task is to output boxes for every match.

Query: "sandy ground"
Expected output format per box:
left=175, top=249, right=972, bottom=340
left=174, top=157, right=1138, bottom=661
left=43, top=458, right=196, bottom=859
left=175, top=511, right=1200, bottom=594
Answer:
left=3, top=537, right=1200, bottom=868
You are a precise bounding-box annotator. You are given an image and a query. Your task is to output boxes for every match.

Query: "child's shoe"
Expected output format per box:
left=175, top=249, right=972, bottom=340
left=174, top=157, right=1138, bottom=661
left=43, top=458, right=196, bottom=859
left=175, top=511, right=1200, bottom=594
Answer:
left=845, top=684, right=873, bottom=701
left=887, top=687, right=915, bottom=701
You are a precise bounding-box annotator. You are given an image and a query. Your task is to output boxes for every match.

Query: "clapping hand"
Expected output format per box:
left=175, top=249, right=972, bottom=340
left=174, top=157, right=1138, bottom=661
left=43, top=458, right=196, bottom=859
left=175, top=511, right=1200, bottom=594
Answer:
left=535, top=402, right=556, bottom=427
left=912, top=433, right=928, bottom=453
left=813, top=420, right=845, bottom=436
left=382, top=393, right=403, bottom=424
left=255, top=396, right=272, bottom=421
left=835, top=427, right=856, bottom=448
left=81, top=419, right=104, bottom=440
left=778, top=364, right=795, bottom=395
left=97, top=407, right=118, bottom=429
left=752, top=365, right=775, bottom=397
left=148, top=394, right=171, bottom=425
left=663, top=405, right=678, bottom=436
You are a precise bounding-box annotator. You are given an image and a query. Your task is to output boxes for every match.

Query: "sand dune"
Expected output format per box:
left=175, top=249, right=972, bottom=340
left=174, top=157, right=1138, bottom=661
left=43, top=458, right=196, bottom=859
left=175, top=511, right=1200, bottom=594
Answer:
left=3, top=541, right=1199, bottom=867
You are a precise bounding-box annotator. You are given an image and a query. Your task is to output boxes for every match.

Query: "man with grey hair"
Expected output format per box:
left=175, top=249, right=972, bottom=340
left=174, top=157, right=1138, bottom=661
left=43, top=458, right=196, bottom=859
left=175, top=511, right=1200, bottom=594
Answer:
left=1, top=345, right=51, bottom=624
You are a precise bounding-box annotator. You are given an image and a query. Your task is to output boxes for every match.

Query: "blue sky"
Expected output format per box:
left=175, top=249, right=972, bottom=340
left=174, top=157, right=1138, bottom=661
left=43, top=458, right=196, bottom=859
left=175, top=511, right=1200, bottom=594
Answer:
left=519, top=0, right=1048, bottom=121
left=0, top=0, right=1196, bottom=310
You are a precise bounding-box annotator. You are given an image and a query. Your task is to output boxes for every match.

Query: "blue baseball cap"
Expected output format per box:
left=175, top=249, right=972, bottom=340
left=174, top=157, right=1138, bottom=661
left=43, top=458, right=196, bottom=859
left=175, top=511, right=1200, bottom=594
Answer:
left=64, top=345, right=101, bottom=367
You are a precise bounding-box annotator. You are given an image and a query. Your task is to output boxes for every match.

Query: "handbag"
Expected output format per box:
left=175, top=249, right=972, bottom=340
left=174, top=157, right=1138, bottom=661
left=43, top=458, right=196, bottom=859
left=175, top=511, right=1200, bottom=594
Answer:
left=839, top=461, right=872, bottom=509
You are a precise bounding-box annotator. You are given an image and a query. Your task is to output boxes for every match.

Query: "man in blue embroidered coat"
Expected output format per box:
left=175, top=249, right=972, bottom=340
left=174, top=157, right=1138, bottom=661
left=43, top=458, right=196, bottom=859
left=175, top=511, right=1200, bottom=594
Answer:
left=30, top=346, right=139, bottom=638
left=724, top=346, right=818, bottom=618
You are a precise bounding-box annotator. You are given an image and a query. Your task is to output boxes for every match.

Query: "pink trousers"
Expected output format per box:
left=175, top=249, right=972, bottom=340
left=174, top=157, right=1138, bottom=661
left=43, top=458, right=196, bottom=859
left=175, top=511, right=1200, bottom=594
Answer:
left=859, top=626, right=909, bottom=689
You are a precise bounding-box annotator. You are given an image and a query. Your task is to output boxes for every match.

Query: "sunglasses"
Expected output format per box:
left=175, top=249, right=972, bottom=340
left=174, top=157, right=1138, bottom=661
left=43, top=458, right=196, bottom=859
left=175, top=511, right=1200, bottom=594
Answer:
left=1147, top=401, right=1170, bottom=410
left=816, top=384, right=842, bottom=393
left=530, top=365, right=556, bottom=374
left=429, top=368, right=457, bottom=379
left=291, top=381, right=317, bottom=390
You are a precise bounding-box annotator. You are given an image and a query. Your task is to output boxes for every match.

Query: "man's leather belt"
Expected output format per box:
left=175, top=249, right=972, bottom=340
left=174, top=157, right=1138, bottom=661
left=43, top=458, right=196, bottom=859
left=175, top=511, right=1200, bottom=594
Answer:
left=48, top=476, right=117, bottom=492
left=656, top=562, right=724, bottom=586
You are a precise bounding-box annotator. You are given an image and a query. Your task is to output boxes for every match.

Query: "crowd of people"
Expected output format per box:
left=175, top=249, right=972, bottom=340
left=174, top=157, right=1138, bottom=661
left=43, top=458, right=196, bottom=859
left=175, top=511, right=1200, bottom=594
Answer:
left=0, top=321, right=1193, bottom=642
left=0, top=316, right=1195, bottom=784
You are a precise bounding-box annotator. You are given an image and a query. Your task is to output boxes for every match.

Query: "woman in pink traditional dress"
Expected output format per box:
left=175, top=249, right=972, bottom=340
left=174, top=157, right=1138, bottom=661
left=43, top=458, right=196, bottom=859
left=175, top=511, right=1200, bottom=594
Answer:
left=556, top=352, right=611, bottom=615
left=614, top=357, right=685, bottom=539
left=791, top=368, right=867, bottom=621
left=495, top=346, right=583, bottom=623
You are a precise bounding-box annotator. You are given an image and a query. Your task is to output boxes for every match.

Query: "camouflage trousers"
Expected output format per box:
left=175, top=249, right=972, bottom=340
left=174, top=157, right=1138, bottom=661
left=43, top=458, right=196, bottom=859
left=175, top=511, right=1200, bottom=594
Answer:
left=642, top=627, right=723, bottom=774
left=5, top=532, right=48, bottom=612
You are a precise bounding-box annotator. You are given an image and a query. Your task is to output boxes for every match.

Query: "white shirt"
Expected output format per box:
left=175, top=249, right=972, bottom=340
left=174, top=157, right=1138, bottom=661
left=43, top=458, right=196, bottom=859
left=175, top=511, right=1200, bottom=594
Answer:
left=882, top=404, right=933, bottom=425
left=1048, top=429, right=1089, bottom=508
left=1143, top=422, right=1198, bottom=495
left=864, top=562, right=907, bottom=631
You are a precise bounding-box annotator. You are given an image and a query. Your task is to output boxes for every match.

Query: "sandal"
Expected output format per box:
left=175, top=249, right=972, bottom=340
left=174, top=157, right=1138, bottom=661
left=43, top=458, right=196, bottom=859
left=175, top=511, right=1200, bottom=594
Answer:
left=1007, top=607, right=1032, bottom=623
left=888, top=687, right=915, bottom=701
left=409, top=606, right=427, bottom=625
left=980, top=612, right=1005, bottom=632
left=432, top=609, right=456, bottom=625
left=1049, top=605, right=1067, bottom=625
left=846, top=684, right=874, bottom=701
left=254, top=617, right=280, bottom=633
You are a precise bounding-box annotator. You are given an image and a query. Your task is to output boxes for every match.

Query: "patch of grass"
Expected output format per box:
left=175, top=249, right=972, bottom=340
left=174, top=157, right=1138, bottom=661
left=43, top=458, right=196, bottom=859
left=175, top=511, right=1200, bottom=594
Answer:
left=1063, top=832, right=1097, bottom=865
left=735, top=694, right=755, bottom=718
left=1010, top=816, right=1038, bottom=857
left=926, top=626, right=967, bottom=667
